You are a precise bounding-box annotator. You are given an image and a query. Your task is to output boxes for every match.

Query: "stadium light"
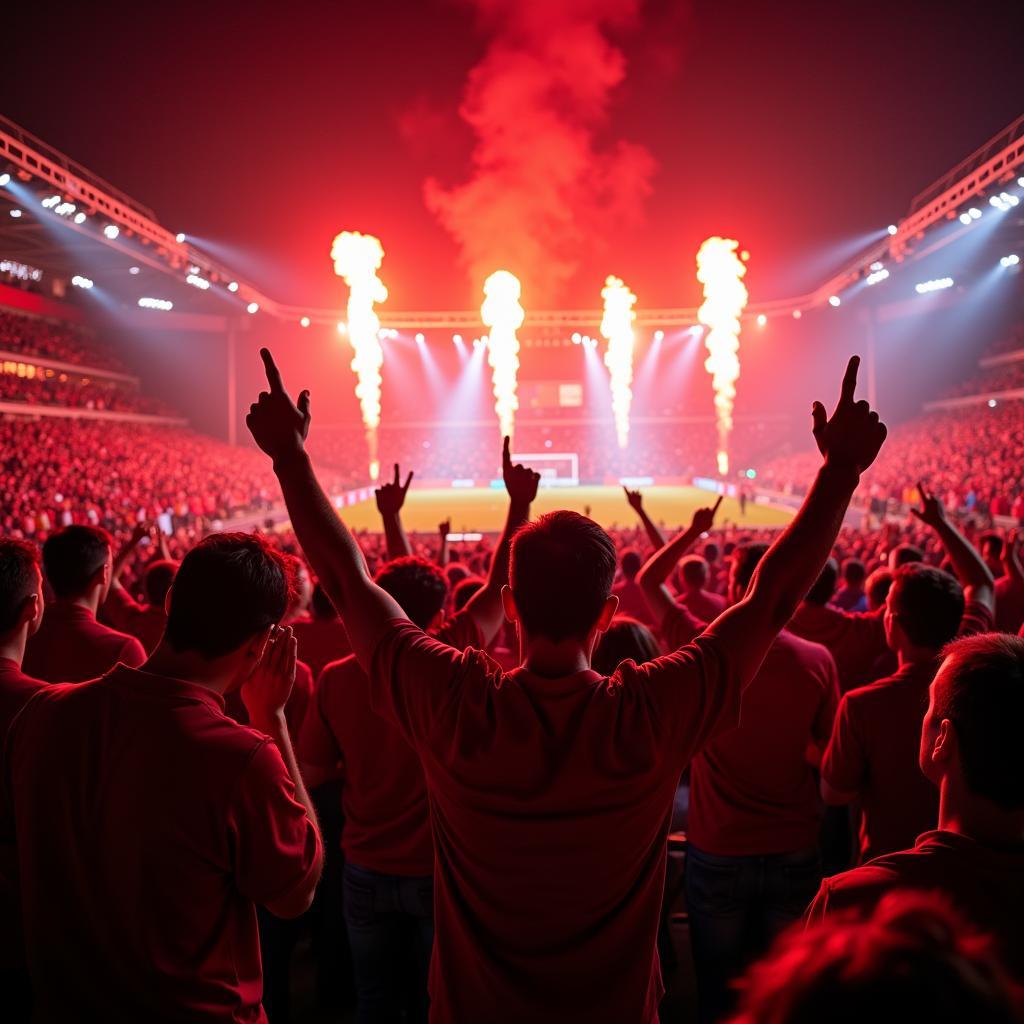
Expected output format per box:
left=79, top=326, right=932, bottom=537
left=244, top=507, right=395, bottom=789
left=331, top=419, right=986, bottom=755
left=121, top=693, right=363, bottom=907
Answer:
left=246, top=302, right=259, bottom=314
left=959, top=212, right=972, bottom=225
left=71, top=275, right=93, bottom=290
left=453, top=333, right=463, bottom=344
left=887, top=224, right=898, bottom=235
left=175, top=232, right=186, bottom=243
left=969, top=208, right=982, bottom=219
left=138, top=297, right=173, bottom=310
left=653, top=329, right=665, bottom=341
left=756, top=314, right=767, bottom=327
left=866, top=268, right=890, bottom=285
left=9, top=209, right=22, bottom=218
left=103, top=224, right=119, bottom=240
left=828, top=295, right=841, bottom=307
left=1000, top=255, right=1020, bottom=268
left=227, top=281, right=239, bottom=292
left=300, top=316, right=311, bottom=327
left=988, top=399, right=998, bottom=408
left=185, top=274, right=210, bottom=290
left=1019, top=177, right=1024, bottom=188
left=415, top=332, right=425, bottom=343
left=792, top=309, right=802, bottom=319
left=73, top=212, right=87, bottom=224
left=129, top=266, right=140, bottom=275
left=0, top=173, right=10, bottom=187
left=915, top=277, right=954, bottom=294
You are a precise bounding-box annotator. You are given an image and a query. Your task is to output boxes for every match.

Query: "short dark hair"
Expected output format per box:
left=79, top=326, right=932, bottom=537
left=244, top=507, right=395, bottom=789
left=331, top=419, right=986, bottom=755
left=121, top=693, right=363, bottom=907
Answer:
left=979, top=533, right=1003, bottom=559
left=375, top=556, right=448, bottom=630
left=806, top=558, right=839, bottom=606
left=310, top=581, right=337, bottom=620
left=452, top=575, right=485, bottom=612
left=703, top=542, right=720, bottom=563
left=165, top=533, right=291, bottom=659
left=42, top=526, right=112, bottom=599
left=592, top=616, right=661, bottom=675
left=510, top=511, right=616, bottom=642
left=445, top=563, right=469, bottom=589
left=890, top=565, right=964, bottom=649
left=935, top=633, right=1024, bottom=811
left=0, top=538, right=40, bottom=633
left=866, top=567, right=894, bottom=610
left=842, top=557, right=866, bottom=586
left=620, top=548, right=642, bottom=578
left=731, top=543, right=769, bottom=599
left=680, top=555, right=708, bottom=589
left=731, top=892, right=1020, bottom=1024
left=891, top=543, right=924, bottom=569
left=144, top=560, right=178, bottom=607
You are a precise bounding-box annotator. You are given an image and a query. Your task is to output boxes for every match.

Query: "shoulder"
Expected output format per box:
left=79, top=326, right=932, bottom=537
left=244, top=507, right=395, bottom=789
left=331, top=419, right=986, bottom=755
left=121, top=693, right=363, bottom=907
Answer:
left=816, top=852, right=918, bottom=914
left=774, top=630, right=836, bottom=675
left=319, top=654, right=360, bottom=685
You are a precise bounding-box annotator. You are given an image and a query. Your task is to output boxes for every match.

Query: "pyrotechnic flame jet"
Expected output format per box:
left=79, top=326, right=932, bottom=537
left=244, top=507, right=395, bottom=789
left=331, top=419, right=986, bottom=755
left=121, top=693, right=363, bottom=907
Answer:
left=481, top=270, right=524, bottom=441
left=331, top=231, right=387, bottom=481
left=600, top=275, right=637, bottom=450
left=696, top=238, right=748, bottom=476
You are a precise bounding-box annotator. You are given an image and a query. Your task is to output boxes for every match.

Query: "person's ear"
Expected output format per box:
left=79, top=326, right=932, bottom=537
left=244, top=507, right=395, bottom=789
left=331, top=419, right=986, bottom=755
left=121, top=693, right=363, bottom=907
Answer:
left=164, top=585, right=173, bottom=615
left=931, top=718, right=956, bottom=767
left=501, top=585, right=518, bottom=625
left=21, top=593, right=41, bottom=634
left=597, top=594, right=618, bottom=632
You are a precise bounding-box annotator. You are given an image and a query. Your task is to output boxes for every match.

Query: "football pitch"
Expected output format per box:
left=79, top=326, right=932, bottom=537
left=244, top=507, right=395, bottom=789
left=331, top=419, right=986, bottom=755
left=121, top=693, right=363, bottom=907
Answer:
left=336, top=485, right=795, bottom=534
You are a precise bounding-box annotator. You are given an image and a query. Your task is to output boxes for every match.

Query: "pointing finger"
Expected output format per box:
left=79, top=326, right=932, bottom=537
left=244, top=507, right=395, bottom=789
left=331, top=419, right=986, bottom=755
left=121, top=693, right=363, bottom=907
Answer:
left=712, top=495, right=724, bottom=515
left=503, top=435, right=511, bottom=470
left=839, top=355, right=860, bottom=405
left=260, top=348, right=285, bottom=394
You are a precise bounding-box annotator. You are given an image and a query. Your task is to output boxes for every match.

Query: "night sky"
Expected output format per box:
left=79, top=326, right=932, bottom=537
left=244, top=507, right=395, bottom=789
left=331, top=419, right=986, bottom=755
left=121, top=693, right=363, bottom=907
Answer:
left=6, top=0, right=1024, bottom=312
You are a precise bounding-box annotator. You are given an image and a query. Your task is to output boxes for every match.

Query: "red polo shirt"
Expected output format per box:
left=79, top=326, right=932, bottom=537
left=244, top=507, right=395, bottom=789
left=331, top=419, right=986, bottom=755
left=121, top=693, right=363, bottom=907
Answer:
left=687, top=629, right=839, bottom=857
left=0, top=659, right=46, bottom=969
left=367, top=618, right=743, bottom=1023
left=23, top=601, right=145, bottom=682
left=2, top=665, right=321, bottom=1021
left=299, top=610, right=481, bottom=876
left=807, top=830, right=1024, bottom=980
left=103, top=585, right=168, bottom=654
left=291, top=615, right=352, bottom=679
left=787, top=602, right=892, bottom=692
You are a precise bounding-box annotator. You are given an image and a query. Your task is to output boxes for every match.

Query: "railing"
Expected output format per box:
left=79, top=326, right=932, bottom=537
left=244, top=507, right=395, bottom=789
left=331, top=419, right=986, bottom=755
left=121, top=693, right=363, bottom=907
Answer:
left=0, top=349, right=139, bottom=385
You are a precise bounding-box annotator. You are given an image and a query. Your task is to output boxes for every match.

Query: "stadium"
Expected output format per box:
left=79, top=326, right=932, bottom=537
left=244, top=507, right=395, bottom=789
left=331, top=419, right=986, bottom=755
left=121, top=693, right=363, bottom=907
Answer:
left=3, top=4, right=1024, bottom=1024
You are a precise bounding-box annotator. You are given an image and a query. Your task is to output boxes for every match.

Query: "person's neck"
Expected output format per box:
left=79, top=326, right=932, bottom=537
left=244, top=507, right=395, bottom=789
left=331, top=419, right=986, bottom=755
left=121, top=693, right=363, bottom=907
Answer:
left=896, top=645, right=939, bottom=669
left=0, top=626, right=28, bottom=667
left=142, top=641, right=235, bottom=695
left=938, top=782, right=1024, bottom=848
left=521, top=634, right=592, bottom=677
left=62, top=591, right=101, bottom=616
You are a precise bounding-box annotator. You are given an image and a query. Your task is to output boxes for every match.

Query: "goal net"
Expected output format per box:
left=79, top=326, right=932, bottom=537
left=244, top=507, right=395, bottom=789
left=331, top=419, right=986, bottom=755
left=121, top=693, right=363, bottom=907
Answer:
left=508, top=451, right=580, bottom=487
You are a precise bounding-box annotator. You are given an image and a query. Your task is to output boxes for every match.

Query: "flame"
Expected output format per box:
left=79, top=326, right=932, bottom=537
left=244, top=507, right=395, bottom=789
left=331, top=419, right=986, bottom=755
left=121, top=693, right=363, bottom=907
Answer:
left=696, top=237, right=748, bottom=476
left=330, top=231, right=388, bottom=481
left=600, top=275, right=637, bottom=449
left=481, top=270, right=524, bottom=440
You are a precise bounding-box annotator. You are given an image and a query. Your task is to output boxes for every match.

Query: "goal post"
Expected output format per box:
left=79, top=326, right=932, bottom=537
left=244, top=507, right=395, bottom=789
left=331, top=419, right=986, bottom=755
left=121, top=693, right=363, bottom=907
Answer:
left=503, top=451, right=580, bottom=487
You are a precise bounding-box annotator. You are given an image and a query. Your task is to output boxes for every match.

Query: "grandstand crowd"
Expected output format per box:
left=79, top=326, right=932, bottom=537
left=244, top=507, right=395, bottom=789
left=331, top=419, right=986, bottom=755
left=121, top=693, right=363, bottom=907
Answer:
left=1, top=303, right=1024, bottom=1024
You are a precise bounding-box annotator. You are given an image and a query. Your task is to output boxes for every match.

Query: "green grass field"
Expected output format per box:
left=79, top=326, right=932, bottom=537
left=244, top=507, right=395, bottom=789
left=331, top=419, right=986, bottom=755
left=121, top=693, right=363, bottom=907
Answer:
left=337, top=485, right=794, bottom=534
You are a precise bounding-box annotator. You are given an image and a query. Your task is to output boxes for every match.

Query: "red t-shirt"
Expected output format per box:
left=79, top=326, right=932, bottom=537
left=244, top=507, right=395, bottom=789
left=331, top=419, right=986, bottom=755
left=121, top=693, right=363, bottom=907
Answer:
left=0, top=659, right=46, bottom=969
left=685, top=624, right=840, bottom=857
left=102, top=585, right=168, bottom=654
left=807, top=830, right=1024, bottom=980
left=611, top=577, right=657, bottom=628
left=820, top=600, right=993, bottom=863
left=787, top=602, right=893, bottom=692
left=23, top=601, right=146, bottom=682
left=1, top=665, right=321, bottom=1021
left=291, top=615, right=352, bottom=679
left=367, top=618, right=743, bottom=1023
left=299, top=610, right=481, bottom=877
left=679, top=588, right=728, bottom=623
left=995, top=575, right=1024, bottom=634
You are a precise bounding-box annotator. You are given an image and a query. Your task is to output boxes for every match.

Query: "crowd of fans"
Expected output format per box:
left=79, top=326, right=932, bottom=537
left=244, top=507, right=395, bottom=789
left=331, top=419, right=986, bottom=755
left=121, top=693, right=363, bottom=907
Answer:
left=0, top=310, right=130, bottom=373
left=0, top=367, right=178, bottom=415
left=1, top=346, right=1023, bottom=1024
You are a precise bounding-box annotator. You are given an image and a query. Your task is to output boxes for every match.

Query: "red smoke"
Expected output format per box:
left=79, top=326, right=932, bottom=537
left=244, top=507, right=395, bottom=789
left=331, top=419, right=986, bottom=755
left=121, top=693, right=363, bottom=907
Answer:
left=424, top=0, right=656, bottom=306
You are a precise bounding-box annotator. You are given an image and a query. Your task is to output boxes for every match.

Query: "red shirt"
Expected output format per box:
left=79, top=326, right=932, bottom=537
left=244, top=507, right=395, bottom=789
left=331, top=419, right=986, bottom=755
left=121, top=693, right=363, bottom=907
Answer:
left=679, top=588, right=727, bottom=623
left=368, top=619, right=743, bottom=1023
left=684, top=620, right=840, bottom=857
left=995, top=575, right=1024, bottom=634
left=611, top=577, right=657, bottom=628
left=291, top=615, right=352, bottom=679
left=807, top=830, right=1024, bottom=980
left=23, top=601, right=146, bottom=682
left=299, top=610, right=480, bottom=877
left=103, top=585, right=168, bottom=654
left=787, top=602, right=892, bottom=692
left=2, top=665, right=321, bottom=1021
left=820, top=600, right=993, bottom=863
left=0, top=659, right=46, bottom=969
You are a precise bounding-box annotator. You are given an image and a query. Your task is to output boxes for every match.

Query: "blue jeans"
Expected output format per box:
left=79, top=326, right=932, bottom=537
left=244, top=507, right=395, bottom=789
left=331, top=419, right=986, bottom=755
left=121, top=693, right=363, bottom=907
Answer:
left=685, top=845, right=821, bottom=1024
left=343, top=862, right=434, bottom=1024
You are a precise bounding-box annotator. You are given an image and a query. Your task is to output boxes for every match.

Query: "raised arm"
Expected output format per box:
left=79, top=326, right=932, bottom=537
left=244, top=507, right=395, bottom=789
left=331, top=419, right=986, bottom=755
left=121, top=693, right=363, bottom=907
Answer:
left=1003, top=529, right=1024, bottom=589
left=704, top=356, right=887, bottom=686
left=110, top=522, right=150, bottom=588
left=462, top=437, right=539, bottom=644
left=637, top=497, right=723, bottom=625
left=246, top=349, right=408, bottom=667
left=375, top=464, right=414, bottom=560
left=911, top=481, right=995, bottom=612
left=437, top=519, right=451, bottom=567
left=624, top=487, right=666, bottom=550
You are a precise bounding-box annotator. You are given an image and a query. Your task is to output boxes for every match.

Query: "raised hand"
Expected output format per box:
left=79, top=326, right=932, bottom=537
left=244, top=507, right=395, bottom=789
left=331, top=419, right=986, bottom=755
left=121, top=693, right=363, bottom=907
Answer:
left=623, top=486, right=644, bottom=513
left=691, top=495, right=724, bottom=535
left=439, top=519, right=451, bottom=539
left=910, top=480, right=949, bottom=530
left=503, top=436, right=540, bottom=508
left=375, top=464, right=414, bottom=516
left=810, top=356, right=886, bottom=473
left=241, top=625, right=296, bottom=726
left=246, top=349, right=311, bottom=463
